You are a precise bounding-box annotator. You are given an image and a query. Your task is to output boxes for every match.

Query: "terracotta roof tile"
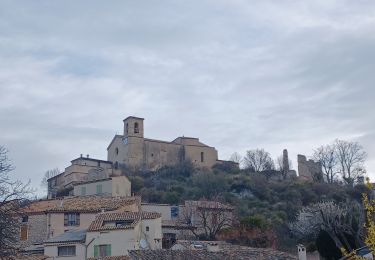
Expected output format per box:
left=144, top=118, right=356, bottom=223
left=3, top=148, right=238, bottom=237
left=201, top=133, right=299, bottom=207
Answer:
left=128, top=248, right=297, bottom=260
left=88, top=211, right=161, bottom=232
left=185, top=200, right=234, bottom=210
left=88, top=256, right=130, bottom=260
left=21, top=196, right=140, bottom=214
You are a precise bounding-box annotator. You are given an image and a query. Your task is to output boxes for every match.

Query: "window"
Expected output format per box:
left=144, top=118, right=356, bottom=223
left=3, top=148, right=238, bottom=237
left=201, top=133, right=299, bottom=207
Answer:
left=146, top=226, right=149, bottom=231
left=114, top=220, right=133, bottom=227
left=126, top=123, right=128, bottom=134
left=115, top=147, right=119, bottom=155
left=64, top=213, right=80, bottom=226
left=81, top=186, right=86, bottom=196
left=201, top=152, right=204, bottom=162
left=22, top=216, right=28, bottom=223
left=94, top=245, right=111, bottom=257
left=134, top=122, right=139, bottom=133
left=96, top=184, right=102, bottom=194
left=20, top=225, right=28, bottom=241
left=58, top=246, right=76, bottom=256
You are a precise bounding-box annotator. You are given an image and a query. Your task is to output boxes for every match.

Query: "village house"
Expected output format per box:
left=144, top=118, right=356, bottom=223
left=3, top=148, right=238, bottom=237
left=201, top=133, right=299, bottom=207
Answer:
left=141, top=200, right=235, bottom=247
left=17, top=196, right=140, bottom=249
left=73, top=176, right=131, bottom=197
left=107, top=116, right=231, bottom=171
left=43, top=230, right=86, bottom=260
left=47, top=156, right=121, bottom=198
left=86, top=211, right=162, bottom=258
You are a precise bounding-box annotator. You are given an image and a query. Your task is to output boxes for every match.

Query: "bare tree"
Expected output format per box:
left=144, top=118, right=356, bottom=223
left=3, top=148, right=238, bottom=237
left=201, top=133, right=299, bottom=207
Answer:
left=229, top=152, right=242, bottom=166
left=181, top=200, right=233, bottom=240
left=40, top=167, right=60, bottom=191
left=290, top=201, right=364, bottom=252
left=0, top=145, right=33, bottom=258
left=312, top=144, right=338, bottom=183
left=334, top=139, right=367, bottom=186
left=243, top=149, right=274, bottom=172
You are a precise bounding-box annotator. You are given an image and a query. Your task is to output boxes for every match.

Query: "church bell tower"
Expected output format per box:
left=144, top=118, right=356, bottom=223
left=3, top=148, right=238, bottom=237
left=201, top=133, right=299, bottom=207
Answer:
left=123, top=116, right=144, bottom=138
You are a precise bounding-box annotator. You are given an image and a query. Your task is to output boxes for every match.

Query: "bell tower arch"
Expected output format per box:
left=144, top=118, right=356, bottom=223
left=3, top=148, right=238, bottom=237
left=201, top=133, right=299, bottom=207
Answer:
left=123, top=116, right=144, bottom=138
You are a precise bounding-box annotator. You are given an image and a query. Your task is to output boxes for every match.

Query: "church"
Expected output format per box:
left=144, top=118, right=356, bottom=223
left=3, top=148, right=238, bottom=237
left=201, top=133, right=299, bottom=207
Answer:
left=107, top=116, right=227, bottom=171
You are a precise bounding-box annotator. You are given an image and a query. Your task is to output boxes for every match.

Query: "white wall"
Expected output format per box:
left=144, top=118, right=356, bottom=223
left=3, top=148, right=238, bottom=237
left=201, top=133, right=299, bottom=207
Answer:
left=44, top=243, right=85, bottom=260
left=141, top=204, right=172, bottom=221
left=73, top=176, right=131, bottom=197
left=86, top=217, right=162, bottom=257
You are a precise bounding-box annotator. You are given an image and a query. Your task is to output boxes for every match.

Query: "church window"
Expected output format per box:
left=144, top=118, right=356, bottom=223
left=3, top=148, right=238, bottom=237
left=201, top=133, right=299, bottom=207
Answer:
left=134, top=122, right=139, bottom=133
left=201, top=152, right=204, bottom=162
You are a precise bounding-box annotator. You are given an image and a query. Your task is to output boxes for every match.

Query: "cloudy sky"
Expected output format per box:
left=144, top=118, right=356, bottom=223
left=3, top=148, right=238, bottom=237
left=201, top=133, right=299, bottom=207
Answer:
left=1, top=0, right=375, bottom=194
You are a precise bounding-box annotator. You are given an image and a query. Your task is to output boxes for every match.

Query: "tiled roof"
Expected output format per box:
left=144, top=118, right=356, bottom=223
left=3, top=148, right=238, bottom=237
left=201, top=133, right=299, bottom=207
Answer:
left=44, top=229, right=86, bottom=244
left=185, top=200, right=234, bottom=210
left=21, top=196, right=140, bottom=214
left=128, top=248, right=297, bottom=260
left=88, top=211, right=161, bottom=231
left=162, top=220, right=194, bottom=229
left=14, top=255, right=48, bottom=260
left=88, top=256, right=130, bottom=260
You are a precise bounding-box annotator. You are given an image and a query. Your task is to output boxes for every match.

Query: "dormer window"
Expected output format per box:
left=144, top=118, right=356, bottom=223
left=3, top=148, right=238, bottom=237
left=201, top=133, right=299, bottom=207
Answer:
left=134, top=122, right=139, bottom=134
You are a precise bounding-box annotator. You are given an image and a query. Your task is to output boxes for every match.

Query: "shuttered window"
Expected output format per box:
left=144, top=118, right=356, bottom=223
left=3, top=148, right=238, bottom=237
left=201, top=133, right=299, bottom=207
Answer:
left=96, top=184, right=102, bottom=194
left=94, top=244, right=111, bottom=257
left=20, top=225, right=28, bottom=241
left=58, top=246, right=76, bottom=256
left=64, top=213, right=80, bottom=226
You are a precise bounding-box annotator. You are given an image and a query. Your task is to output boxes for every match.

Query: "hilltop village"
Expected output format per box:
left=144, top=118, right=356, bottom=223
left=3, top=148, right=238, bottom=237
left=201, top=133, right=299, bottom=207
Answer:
left=9, top=116, right=368, bottom=260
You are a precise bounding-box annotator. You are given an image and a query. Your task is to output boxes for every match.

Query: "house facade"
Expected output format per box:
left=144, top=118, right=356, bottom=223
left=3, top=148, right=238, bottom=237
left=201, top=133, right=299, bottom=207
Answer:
left=17, top=196, right=140, bottom=249
left=73, top=176, right=131, bottom=197
left=47, top=156, right=121, bottom=198
left=107, top=116, right=226, bottom=171
left=86, top=212, right=162, bottom=257
left=44, top=230, right=86, bottom=260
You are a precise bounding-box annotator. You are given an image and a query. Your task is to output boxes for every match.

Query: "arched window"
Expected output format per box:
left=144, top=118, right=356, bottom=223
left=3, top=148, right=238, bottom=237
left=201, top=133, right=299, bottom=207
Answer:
left=134, top=122, right=139, bottom=133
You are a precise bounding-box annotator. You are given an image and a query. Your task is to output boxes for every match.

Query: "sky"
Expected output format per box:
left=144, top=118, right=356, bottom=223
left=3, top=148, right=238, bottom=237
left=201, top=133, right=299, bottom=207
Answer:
left=0, top=0, right=375, bottom=195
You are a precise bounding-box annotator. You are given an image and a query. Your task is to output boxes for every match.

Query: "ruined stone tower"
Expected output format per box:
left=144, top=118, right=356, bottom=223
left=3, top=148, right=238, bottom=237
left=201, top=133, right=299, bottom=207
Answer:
left=283, top=149, right=290, bottom=173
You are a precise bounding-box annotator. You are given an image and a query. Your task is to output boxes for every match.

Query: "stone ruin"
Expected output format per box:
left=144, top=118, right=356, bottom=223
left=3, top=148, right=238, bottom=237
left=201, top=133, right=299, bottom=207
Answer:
left=282, top=149, right=297, bottom=179
left=297, top=154, right=323, bottom=182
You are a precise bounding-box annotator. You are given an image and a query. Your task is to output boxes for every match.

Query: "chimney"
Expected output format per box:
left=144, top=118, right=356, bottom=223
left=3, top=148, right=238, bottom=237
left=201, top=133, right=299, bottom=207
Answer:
left=86, top=154, right=89, bottom=158
left=297, top=244, right=307, bottom=260
left=80, top=154, right=83, bottom=158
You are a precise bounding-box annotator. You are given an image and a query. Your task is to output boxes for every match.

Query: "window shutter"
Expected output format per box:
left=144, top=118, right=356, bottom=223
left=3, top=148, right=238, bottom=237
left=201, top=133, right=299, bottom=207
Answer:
left=76, top=213, right=80, bottom=226
left=20, top=225, right=28, bottom=240
left=106, top=244, right=111, bottom=256
left=94, top=245, right=98, bottom=257
left=64, top=214, right=68, bottom=226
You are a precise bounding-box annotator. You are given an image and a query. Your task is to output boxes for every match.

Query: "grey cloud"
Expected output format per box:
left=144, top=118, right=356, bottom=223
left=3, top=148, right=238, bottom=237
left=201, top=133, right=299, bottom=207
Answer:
left=0, top=0, right=375, bottom=195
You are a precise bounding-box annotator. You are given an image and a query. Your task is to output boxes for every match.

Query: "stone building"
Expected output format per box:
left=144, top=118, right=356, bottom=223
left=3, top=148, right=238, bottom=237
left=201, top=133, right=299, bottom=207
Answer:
left=107, top=116, right=227, bottom=171
left=17, top=196, right=140, bottom=249
left=47, top=156, right=121, bottom=198
left=298, top=154, right=323, bottom=182
left=73, top=176, right=131, bottom=197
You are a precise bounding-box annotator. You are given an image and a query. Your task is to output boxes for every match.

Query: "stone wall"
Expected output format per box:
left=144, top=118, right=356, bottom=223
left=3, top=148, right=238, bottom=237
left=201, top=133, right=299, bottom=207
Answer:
left=18, top=214, right=48, bottom=248
left=297, top=155, right=323, bottom=181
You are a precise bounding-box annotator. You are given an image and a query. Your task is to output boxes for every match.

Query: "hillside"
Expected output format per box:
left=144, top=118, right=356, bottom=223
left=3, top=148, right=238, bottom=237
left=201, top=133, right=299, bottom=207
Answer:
left=126, top=162, right=368, bottom=251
